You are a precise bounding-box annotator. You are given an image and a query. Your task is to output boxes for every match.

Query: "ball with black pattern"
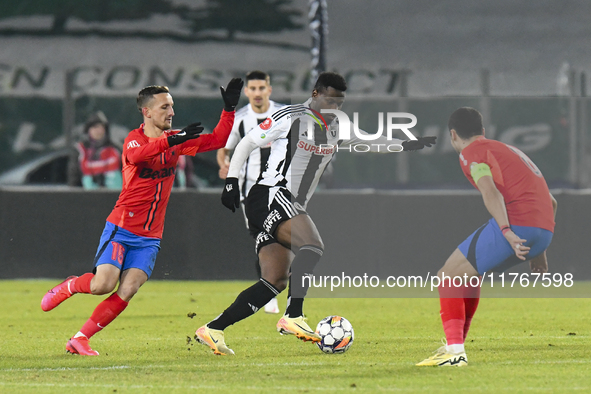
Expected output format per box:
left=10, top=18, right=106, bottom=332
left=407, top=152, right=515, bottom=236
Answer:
left=315, top=315, right=354, bottom=354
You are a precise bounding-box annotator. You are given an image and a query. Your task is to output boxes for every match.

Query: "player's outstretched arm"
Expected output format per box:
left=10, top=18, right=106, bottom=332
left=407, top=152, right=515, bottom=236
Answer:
left=340, top=129, right=405, bottom=152
left=341, top=128, right=435, bottom=153
left=220, top=78, right=244, bottom=112
left=179, top=110, right=236, bottom=155
left=167, top=123, right=204, bottom=147
left=179, top=79, right=243, bottom=155
left=475, top=173, right=530, bottom=260
left=401, top=136, right=437, bottom=151
left=125, top=137, right=171, bottom=164
left=124, top=123, right=204, bottom=164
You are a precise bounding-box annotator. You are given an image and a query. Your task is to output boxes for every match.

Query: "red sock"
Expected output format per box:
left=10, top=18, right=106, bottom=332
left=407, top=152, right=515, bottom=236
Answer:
left=80, top=293, right=128, bottom=339
left=439, top=283, right=465, bottom=345
left=71, top=273, right=94, bottom=294
left=463, top=280, right=481, bottom=341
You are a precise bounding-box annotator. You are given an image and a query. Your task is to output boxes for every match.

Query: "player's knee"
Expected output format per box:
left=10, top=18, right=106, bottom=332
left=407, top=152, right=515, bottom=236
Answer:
left=262, top=270, right=289, bottom=292
left=298, top=237, right=324, bottom=251
left=90, top=278, right=117, bottom=295
left=117, top=284, right=139, bottom=302
left=270, top=275, right=288, bottom=292
left=314, top=238, right=325, bottom=251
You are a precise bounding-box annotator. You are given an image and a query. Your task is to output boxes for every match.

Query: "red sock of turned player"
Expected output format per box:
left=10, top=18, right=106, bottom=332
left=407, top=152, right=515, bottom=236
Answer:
left=438, top=283, right=465, bottom=347
left=71, top=273, right=94, bottom=294
left=77, top=293, right=128, bottom=339
left=463, top=279, right=481, bottom=341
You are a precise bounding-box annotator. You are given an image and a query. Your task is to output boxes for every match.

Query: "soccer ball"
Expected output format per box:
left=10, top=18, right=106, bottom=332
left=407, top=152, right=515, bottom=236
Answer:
left=315, top=316, right=354, bottom=354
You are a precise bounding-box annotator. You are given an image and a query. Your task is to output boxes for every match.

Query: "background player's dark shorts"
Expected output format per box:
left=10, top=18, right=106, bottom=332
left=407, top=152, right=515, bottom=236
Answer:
left=458, top=217, right=553, bottom=275
left=245, top=184, right=307, bottom=252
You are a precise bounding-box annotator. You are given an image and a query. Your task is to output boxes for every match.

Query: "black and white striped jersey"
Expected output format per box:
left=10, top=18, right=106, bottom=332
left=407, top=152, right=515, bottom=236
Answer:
left=250, top=102, right=337, bottom=208
left=224, top=101, right=285, bottom=199
left=231, top=100, right=405, bottom=209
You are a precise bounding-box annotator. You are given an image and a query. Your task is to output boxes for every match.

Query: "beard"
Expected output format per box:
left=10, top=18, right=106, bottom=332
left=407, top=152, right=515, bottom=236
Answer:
left=155, top=119, right=172, bottom=131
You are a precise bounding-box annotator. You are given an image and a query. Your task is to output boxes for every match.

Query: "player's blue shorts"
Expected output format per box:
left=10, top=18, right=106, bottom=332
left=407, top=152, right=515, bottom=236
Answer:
left=458, top=218, right=553, bottom=275
left=93, top=222, right=161, bottom=278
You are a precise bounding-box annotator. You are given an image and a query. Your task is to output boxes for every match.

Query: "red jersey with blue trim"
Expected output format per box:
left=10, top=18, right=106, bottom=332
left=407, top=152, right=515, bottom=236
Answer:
left=106, top=110, right=234, bottom=238
left=459, top=136, right=554, bottom=232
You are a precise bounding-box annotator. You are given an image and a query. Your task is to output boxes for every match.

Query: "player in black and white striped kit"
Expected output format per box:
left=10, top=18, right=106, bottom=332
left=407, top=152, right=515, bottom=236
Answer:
left=217, top=70, right=284, bottom=314
left=196, top=72, right=436, bottom=355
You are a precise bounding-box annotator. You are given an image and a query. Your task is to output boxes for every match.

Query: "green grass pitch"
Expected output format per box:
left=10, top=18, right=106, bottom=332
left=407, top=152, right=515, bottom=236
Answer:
left=1, top=279, right=590, bottom=393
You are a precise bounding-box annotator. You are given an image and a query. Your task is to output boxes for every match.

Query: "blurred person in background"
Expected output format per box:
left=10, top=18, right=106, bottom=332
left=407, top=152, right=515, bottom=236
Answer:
left=73, top=111, right=122, bottom=190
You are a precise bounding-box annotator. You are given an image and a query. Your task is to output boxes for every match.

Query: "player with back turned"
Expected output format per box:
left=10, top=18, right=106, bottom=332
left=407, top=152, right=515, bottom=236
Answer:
left=40, top=78, right=243, bottom=356
left=417, top=107, right=557, bottom=367
left=195, top=71, right=437, bottom=355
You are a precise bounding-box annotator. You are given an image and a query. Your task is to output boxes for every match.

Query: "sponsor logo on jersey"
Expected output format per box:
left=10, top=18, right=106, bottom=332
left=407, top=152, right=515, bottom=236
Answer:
left=260, top=133, right=266, bottom=139
left=255, top=232, right=273, bottom=250
left=286, top=111, right=304, bottom=120
left=127, top=140, right=141, bottom=149
left=139, top=167, right=176, bottom=180
left=260, top=117, right=273, bottom=130
left=297, top=140, right=335, bottom=155
left=263, top=209, right=282, bottom=233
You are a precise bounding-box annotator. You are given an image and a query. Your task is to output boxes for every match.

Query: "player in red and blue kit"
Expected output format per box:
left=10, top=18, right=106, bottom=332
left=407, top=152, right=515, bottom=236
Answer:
left=41, top=79, right=243, bottom=356
left=417, top=107, right=557, bottom=367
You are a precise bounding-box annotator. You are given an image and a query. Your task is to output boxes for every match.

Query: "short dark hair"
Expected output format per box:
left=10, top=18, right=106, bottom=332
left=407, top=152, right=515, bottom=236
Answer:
left=137, top=85, right=170, bottom=113
left=448, top=107, right=483, bottom=139
left=313, top=72, right=347, bottom=93
left=246, top=70, right=270, bottom=84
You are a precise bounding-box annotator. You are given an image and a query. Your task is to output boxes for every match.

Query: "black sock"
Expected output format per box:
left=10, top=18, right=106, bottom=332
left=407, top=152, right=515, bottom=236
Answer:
left=285, top=270, right=304, bottom=317
left=208, top=278, right=279, bottom=331
left=285, top=296, right=304, bottom=318
left=285, top=245, right=323, bottom=317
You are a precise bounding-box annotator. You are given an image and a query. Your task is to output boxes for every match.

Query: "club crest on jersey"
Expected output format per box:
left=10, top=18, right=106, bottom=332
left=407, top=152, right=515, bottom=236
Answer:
left=260, top=118, right=272, bottom=130
left=127, top=140, right=140, bottom=149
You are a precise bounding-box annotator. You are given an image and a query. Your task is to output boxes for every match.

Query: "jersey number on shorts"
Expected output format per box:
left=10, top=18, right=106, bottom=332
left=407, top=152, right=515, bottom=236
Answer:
left=111, top=242, right=125, bottom=266
left=508, top=146, right=542, bottom=177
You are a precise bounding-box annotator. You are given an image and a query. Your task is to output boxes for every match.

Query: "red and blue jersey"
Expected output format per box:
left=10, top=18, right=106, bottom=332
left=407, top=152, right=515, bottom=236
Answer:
left=106, top=110, right=234, bottom=238
left=459, top=136, right=555, bottom=232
